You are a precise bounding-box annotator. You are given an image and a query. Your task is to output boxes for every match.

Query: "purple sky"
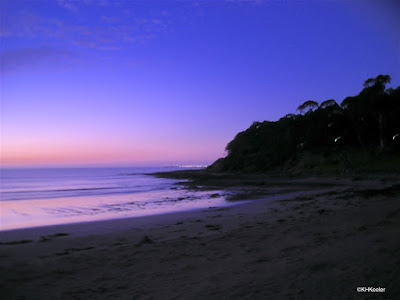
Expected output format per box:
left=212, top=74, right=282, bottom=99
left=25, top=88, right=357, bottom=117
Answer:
left=1, top=0, right=399, bottom=167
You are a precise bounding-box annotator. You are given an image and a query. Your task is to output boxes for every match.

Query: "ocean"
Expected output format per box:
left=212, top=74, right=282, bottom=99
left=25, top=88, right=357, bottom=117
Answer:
left=0, top=166, right=229, bottom=231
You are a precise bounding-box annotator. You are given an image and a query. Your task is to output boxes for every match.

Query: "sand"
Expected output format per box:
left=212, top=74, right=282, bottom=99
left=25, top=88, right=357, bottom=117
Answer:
left=1, top=174, right=399, bottom=299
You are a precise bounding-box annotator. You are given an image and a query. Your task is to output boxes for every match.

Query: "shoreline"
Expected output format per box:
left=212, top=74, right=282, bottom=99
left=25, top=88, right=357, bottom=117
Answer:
left=1, top=173, right=399, bottom=299
left=0, top=199, right=252, bottom=242
left=0, top=190, right=318, bottom=242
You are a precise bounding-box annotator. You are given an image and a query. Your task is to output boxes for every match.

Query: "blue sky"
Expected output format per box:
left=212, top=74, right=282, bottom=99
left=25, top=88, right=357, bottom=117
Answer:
left=1, top=0, right=399, bottom=166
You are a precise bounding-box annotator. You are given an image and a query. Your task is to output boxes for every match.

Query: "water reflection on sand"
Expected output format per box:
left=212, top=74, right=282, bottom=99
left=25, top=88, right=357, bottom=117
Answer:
left=1, top=188, right=232, bottom=230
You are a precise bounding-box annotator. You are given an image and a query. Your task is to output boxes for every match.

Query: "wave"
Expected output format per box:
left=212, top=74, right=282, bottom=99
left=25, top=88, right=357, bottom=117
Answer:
left=55, top=187, right=115, bottom=192
left=3, top=187, right=116, bottom=194
left=0, top=166, right=180, bottom=202
left=1, top=185, right=171, bottom=201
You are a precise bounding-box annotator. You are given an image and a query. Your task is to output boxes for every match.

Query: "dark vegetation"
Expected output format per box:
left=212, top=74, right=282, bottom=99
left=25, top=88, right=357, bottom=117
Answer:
left=209, top=75, right=400, bottom=174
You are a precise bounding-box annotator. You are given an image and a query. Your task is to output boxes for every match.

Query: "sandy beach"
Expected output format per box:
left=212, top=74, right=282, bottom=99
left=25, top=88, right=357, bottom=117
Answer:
left=1, top=174, right=399, bottom=299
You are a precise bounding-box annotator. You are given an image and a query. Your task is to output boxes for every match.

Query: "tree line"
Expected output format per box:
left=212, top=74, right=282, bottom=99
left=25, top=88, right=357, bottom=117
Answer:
left=209, top=75, right=400, bottom=172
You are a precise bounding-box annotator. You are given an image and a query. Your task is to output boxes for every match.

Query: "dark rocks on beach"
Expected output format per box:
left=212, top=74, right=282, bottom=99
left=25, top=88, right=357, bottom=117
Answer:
left=0, top=240, right=33, bottom=246
left=39, top=233, right=69, bottom=243
left=209, top=193, right=220, bottom=198
left=205, top=224, right=222, bottom=231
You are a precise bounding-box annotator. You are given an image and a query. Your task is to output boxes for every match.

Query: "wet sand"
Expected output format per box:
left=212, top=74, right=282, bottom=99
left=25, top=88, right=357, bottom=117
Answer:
left=1, top=174, right=399, bottom=299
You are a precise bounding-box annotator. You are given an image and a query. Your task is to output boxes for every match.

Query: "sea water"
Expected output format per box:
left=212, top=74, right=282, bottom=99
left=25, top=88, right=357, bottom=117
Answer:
left=0, top=167, right=228, bottom=230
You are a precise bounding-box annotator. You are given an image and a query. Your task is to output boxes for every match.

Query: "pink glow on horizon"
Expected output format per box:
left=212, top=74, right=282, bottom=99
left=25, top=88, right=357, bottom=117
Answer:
left=1, top=138, right=222, bottom=166
left=2, top=1, right=398, bottom=167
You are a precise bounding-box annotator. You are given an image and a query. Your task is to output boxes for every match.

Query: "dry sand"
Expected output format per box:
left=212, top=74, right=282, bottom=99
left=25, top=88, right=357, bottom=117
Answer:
left=1, top=175, right=399, bottom=299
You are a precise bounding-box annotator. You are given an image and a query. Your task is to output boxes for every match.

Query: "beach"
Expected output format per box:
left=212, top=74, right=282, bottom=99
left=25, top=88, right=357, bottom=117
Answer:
left=1, top=173, right=399, bottom=299
left=3, top=1, right=399, bottom=299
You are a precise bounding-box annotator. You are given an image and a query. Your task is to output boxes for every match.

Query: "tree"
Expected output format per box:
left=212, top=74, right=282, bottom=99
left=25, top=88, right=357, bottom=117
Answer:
left=359, top=75, right=391, bottom=150
left=340, top=96, right=366, bottom=147
left=283, top=113, right=297, bottom=119
left=363, top=74, right=391, bottom=88
left=297, top=100, right=318, bottom=114
left=319, top=99, right=339, bottom=109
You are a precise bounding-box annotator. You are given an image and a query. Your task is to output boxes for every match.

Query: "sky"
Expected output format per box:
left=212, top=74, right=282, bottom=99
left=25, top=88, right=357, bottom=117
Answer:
left=1, top=0, right=399, bottom=167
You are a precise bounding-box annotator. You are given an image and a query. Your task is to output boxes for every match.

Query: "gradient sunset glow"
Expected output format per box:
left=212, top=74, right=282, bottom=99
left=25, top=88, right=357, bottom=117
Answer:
left=1, top=0, right=399, bottom=167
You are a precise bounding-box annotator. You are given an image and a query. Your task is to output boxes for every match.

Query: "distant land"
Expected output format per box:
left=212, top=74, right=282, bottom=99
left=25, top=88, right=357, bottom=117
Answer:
left=208, top=74, right=400, bottom=174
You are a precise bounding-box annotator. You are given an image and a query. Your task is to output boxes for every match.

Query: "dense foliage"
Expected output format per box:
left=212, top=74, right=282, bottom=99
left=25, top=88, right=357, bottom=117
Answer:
left=209, top=75, right=400, bottom=172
